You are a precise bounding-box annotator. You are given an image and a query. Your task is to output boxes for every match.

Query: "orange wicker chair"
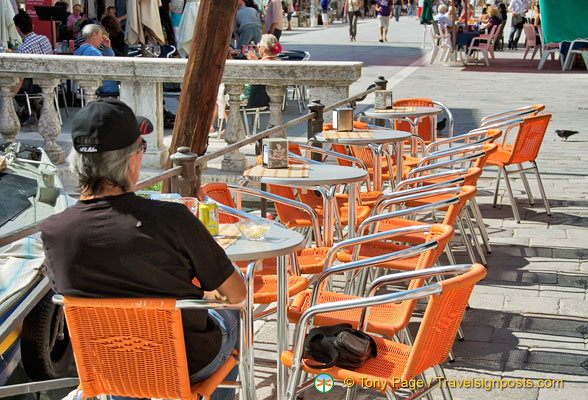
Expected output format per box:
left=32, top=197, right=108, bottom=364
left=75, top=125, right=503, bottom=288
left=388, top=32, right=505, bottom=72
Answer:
left=287, top=224, right=454, bottom=341
left=486, top=113, right=552, bottom=223
left=55, top=296, right=248, bottom=400
left=281, top=263, right=487, bottom=400
left=479, top=104, right=545, bottom=128
left=393, top=98, right=436, bottom=144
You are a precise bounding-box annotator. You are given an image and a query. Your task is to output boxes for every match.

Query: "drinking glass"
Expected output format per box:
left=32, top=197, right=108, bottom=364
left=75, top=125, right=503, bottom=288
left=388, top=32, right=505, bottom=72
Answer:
left=152, top=45, right=161, bottom=57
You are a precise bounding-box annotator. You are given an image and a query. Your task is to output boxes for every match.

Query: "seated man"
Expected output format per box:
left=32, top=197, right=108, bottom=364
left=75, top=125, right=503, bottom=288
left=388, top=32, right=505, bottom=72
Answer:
left=40, top=99, right=246, bottom=400
left=433, top=5, right=452, bottom=31
left=74, top=24, right=118, bottom=96
left=12, top=10, right=52, bottom=124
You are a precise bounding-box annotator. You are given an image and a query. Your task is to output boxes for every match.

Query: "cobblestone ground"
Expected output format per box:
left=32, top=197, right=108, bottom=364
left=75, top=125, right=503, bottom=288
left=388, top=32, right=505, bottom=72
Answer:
left=7, top=13, right=587, bottom=400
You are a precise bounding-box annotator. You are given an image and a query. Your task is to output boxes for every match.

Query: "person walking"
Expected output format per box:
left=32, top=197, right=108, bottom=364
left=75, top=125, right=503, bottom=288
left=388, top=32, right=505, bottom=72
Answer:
left=344, top=0, right=362, bottom=41
left=321, top=0, right=330, bottom=28
left=393, top=0, right=402, bottom=22
left=264, top=0, right=284, bottom=41
left=508, top=0, right=529, bottom=50
left=376, top=0, right=391, bottom=42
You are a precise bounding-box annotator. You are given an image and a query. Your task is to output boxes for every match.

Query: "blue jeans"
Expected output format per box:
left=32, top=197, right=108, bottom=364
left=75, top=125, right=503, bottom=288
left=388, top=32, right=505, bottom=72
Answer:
left=237, top=24, right=262, bottom=49
left=394, top=5, right=402, bottom=22
left=111, top=309, right=240, bottom=400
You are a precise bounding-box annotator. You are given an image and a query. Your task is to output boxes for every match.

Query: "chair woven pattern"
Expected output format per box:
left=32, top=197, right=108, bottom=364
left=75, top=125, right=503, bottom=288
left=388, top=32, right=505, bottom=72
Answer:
left=287, top=290, right=412, bottom=337
left=267, top=185, right=316, bottom=228
left=402, top=265, right=485, bottom=378
left=198, top=183, right=239, bottom=223
left=62, top=298, right=193, bottom=400
left=251, top=275, right=309, bottom=304
left=510, top=114, right=551, bottom=164
left=393, top=99, right=434, bottom=142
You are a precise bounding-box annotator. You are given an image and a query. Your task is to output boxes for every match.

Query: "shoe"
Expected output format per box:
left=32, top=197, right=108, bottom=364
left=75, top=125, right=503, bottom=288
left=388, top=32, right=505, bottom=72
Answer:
left=379, top=39, right=383, bottom=42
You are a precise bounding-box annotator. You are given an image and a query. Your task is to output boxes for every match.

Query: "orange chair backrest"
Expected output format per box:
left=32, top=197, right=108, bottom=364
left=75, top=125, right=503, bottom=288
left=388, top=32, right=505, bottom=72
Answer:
left=198, top=183, right=239, bottom=223
left=393, top=224, right=455, bottom=328
left=267, top=184, right=314, bottom=227
left=393, top=98, right=434, bottom=143
left=443, top=185, right=477, bottom=225
left=63, top=297, right=193, bottom=400
left=330, top=144, right=353, bottom=167
left=401, top=263, right=486, bottom=379
left=532, top=104, right=545, bottom=113
left=508, top=113, right=552, bottom=164
left=473, top=143, right=498, bottom=169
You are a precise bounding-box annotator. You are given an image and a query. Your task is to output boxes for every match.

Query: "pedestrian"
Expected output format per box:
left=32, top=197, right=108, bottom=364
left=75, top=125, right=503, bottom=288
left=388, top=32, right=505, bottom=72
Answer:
left=40, top=98, right=246, bottom=400
left=508, top=0, right=529, bottom=50
left=376, top=0, right=391, bottom=42
left=264, top=0, right=284, bottom=41
left=234, top=0, right=262, bottom=49
left=344, top=0, right=362, bottom=42
left=393, top=0, right=402, bottom=22
left=321, top=0, right=330, bottom=28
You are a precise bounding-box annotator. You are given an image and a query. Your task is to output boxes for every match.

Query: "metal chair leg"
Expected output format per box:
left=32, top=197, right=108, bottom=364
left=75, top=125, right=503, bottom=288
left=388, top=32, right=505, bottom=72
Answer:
left=469, top=198, right=492, bottom=254
left=53, top=91, right=63, bottom=126
left=532, top=161, right=552, bottom=216
left=502, top=167, right=521, bottom=223
left=492, top=167, right=502, bottom=208
left=519, top=163, right=534, bottom=206
left=433, top=364, right=453, bottom=400
left=445, top=243, right=457, bottom=265
left=456, top=218, right=476, bottom=264
left=463, top=210, right=486, bottom=265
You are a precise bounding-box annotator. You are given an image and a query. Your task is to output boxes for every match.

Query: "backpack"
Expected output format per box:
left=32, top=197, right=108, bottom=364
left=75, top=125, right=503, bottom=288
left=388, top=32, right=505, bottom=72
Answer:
left=302, top=323, right=377, bottom=370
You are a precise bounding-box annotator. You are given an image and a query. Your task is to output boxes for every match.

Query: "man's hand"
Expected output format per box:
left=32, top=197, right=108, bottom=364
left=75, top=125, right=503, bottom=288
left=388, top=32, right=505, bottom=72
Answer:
left=202, top=290, right=228, bottom=302
left=102, top=35, right=111, bottom=48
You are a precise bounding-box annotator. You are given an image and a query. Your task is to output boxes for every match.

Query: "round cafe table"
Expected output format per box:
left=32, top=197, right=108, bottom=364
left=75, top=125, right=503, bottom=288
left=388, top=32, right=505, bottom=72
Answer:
left=247, top=164, right=368, bottom=247
left=312, top=129, right=412, bottom=190
left=364, top=106, right=444, bottom=155
left=223, top=223, right=305, bottom=400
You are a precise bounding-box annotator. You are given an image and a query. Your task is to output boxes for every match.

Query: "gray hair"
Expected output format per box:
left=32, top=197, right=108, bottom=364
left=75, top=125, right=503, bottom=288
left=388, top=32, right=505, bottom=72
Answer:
left=69, top=137, right=138, bottom=195
left=82, top=24, right=101, bottom=40
left=438, top=5, right=447, bottom=13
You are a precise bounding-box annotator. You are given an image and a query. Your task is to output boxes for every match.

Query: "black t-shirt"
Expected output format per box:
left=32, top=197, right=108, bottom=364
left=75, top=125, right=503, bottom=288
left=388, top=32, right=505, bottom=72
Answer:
left=40, top=192, right=235, bottom=374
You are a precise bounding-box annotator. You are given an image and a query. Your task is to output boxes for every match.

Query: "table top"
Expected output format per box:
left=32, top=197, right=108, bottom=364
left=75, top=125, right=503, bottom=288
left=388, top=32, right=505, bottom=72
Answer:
left=364, top=106, right=443, bottom=119
left=222, top=223, right=305, bottom=262
left=315, top=128, right=412, bottom=145
left=252, top=164, right=368, bottom=187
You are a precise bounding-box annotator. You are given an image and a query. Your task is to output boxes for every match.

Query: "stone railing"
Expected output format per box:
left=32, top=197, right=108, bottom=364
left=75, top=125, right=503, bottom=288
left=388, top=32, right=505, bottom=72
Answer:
left=0, top=54, right=362, bottom=170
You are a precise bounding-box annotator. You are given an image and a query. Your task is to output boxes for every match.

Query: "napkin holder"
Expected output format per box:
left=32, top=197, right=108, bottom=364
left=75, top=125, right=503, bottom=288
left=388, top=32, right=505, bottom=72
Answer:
left=333, top=108, right=354, bottom=132
left=374, top=90, right=393, bottom=110
left=262, top=138, right=289, bottom=169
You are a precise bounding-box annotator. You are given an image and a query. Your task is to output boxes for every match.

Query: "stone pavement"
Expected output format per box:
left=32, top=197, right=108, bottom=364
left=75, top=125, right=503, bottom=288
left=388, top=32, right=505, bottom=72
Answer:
left=5, top=14, right=588, bottom=400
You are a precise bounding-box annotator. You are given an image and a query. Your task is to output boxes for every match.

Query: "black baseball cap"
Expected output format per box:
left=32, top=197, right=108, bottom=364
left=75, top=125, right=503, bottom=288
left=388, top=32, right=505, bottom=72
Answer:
left=72, top=99, right=153, bottom=154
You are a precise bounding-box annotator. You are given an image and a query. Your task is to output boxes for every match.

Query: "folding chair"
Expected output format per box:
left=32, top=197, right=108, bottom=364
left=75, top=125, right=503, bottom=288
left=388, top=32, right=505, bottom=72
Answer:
left=53, top=295, right=251, bottom=400
left=282, top=263, right=487, bottom=400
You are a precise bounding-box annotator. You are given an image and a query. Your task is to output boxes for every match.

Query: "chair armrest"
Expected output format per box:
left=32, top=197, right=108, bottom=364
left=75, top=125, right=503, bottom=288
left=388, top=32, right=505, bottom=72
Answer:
left=432, top=100, right=454, bottom=138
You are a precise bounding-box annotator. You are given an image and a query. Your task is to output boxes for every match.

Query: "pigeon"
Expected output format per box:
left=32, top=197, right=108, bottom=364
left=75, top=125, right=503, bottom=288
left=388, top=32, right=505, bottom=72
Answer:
left=436, top=117, right=447, bottom=133
left=555, top=129, right=579, bottom=141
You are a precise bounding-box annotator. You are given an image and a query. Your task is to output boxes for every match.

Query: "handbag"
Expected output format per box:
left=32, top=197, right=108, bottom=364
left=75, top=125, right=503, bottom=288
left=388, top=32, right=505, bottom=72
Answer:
left=512, top=14, right=524, bottom=27
left=302, top=323, right=378, bottom=370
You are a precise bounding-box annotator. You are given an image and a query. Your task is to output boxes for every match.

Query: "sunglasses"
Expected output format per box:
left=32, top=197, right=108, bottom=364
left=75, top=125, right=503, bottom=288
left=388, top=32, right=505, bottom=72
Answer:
left=135, top=138, right=147, bottom=154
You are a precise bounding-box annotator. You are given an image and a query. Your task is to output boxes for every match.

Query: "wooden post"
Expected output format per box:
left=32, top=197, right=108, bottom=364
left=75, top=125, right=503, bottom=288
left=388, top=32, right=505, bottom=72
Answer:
left=170, top=147, right=199, bottom=197
left=164, top=0, right=238, bottom=192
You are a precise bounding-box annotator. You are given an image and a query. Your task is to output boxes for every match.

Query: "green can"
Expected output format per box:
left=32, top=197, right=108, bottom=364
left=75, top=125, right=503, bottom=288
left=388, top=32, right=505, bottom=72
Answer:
left=198, top=200, right=219, bottom=236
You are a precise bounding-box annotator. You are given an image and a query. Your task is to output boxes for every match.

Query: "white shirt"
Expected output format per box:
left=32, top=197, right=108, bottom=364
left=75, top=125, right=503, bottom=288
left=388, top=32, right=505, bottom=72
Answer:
left=434, top=12, right=452, bottom=31
left=509, top=0, right=528, bottom=16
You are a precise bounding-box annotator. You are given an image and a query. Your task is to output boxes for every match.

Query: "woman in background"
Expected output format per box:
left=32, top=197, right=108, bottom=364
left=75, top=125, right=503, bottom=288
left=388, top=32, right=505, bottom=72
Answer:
left=100, top=15, right=128, bottom=57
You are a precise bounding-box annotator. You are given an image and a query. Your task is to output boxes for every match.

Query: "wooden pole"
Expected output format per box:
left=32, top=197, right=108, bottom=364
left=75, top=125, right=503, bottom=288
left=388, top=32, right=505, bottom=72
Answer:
left=163, top=0, right=238, bottom=192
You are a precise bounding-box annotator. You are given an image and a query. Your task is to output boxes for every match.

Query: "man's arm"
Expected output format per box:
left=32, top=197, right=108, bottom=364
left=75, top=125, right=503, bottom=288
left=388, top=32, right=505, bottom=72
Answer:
left=215, top=269, right=246, bottom=304
left=13, top=78, right=24, bottom=96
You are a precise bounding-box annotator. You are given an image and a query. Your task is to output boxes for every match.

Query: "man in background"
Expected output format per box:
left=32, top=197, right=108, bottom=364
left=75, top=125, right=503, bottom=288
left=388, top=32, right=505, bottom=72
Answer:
left=265, top=0, right=284, bottom=40
left=234, top=0, right=262, bottom=49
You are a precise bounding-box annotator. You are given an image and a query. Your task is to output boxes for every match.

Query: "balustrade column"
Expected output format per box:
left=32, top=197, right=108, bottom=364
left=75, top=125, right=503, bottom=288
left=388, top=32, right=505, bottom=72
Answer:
left=308, top=85, right=350, bottom=123
left=119, top=81, right=168, bottom=168
left=0, top=77, right=21, bottom=143
left=222, top=84, right=247, bottom=172
left=36, top=78, right=64, bottom=164
left=266, top=85, right=286, bottom=139
left=76, top=80, right=100, bottom=106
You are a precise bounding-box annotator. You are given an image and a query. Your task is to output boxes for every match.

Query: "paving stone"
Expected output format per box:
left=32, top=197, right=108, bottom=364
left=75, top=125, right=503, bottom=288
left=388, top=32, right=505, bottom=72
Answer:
left=460, top=325, right=495, bottom=343
left=514, top=229, right=567, bottom=239
left=513, top=331, right=586, bottom=351
left=504, top=296, right=559, bottom=314
left=560, top=298, right=588, bottom=318
left=468, top=293, right=505, bottom=311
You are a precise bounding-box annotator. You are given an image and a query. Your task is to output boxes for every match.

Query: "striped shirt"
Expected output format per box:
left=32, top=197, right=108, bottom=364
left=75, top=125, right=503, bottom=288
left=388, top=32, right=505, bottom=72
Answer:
left=16, top=32, right=52, bottom=55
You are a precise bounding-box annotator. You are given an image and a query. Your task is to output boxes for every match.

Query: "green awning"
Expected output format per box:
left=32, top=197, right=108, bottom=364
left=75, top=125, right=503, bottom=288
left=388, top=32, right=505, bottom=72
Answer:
left=540, top=0, right=588, bottom=43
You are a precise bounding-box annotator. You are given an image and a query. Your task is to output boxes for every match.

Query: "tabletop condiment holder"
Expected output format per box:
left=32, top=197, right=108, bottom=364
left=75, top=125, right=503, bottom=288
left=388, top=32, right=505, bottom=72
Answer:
left=374, top=90, right=393, bottom=110
left=333, top=108, right=354, bottom=132
left=262, top=138, right=289, bottom=169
